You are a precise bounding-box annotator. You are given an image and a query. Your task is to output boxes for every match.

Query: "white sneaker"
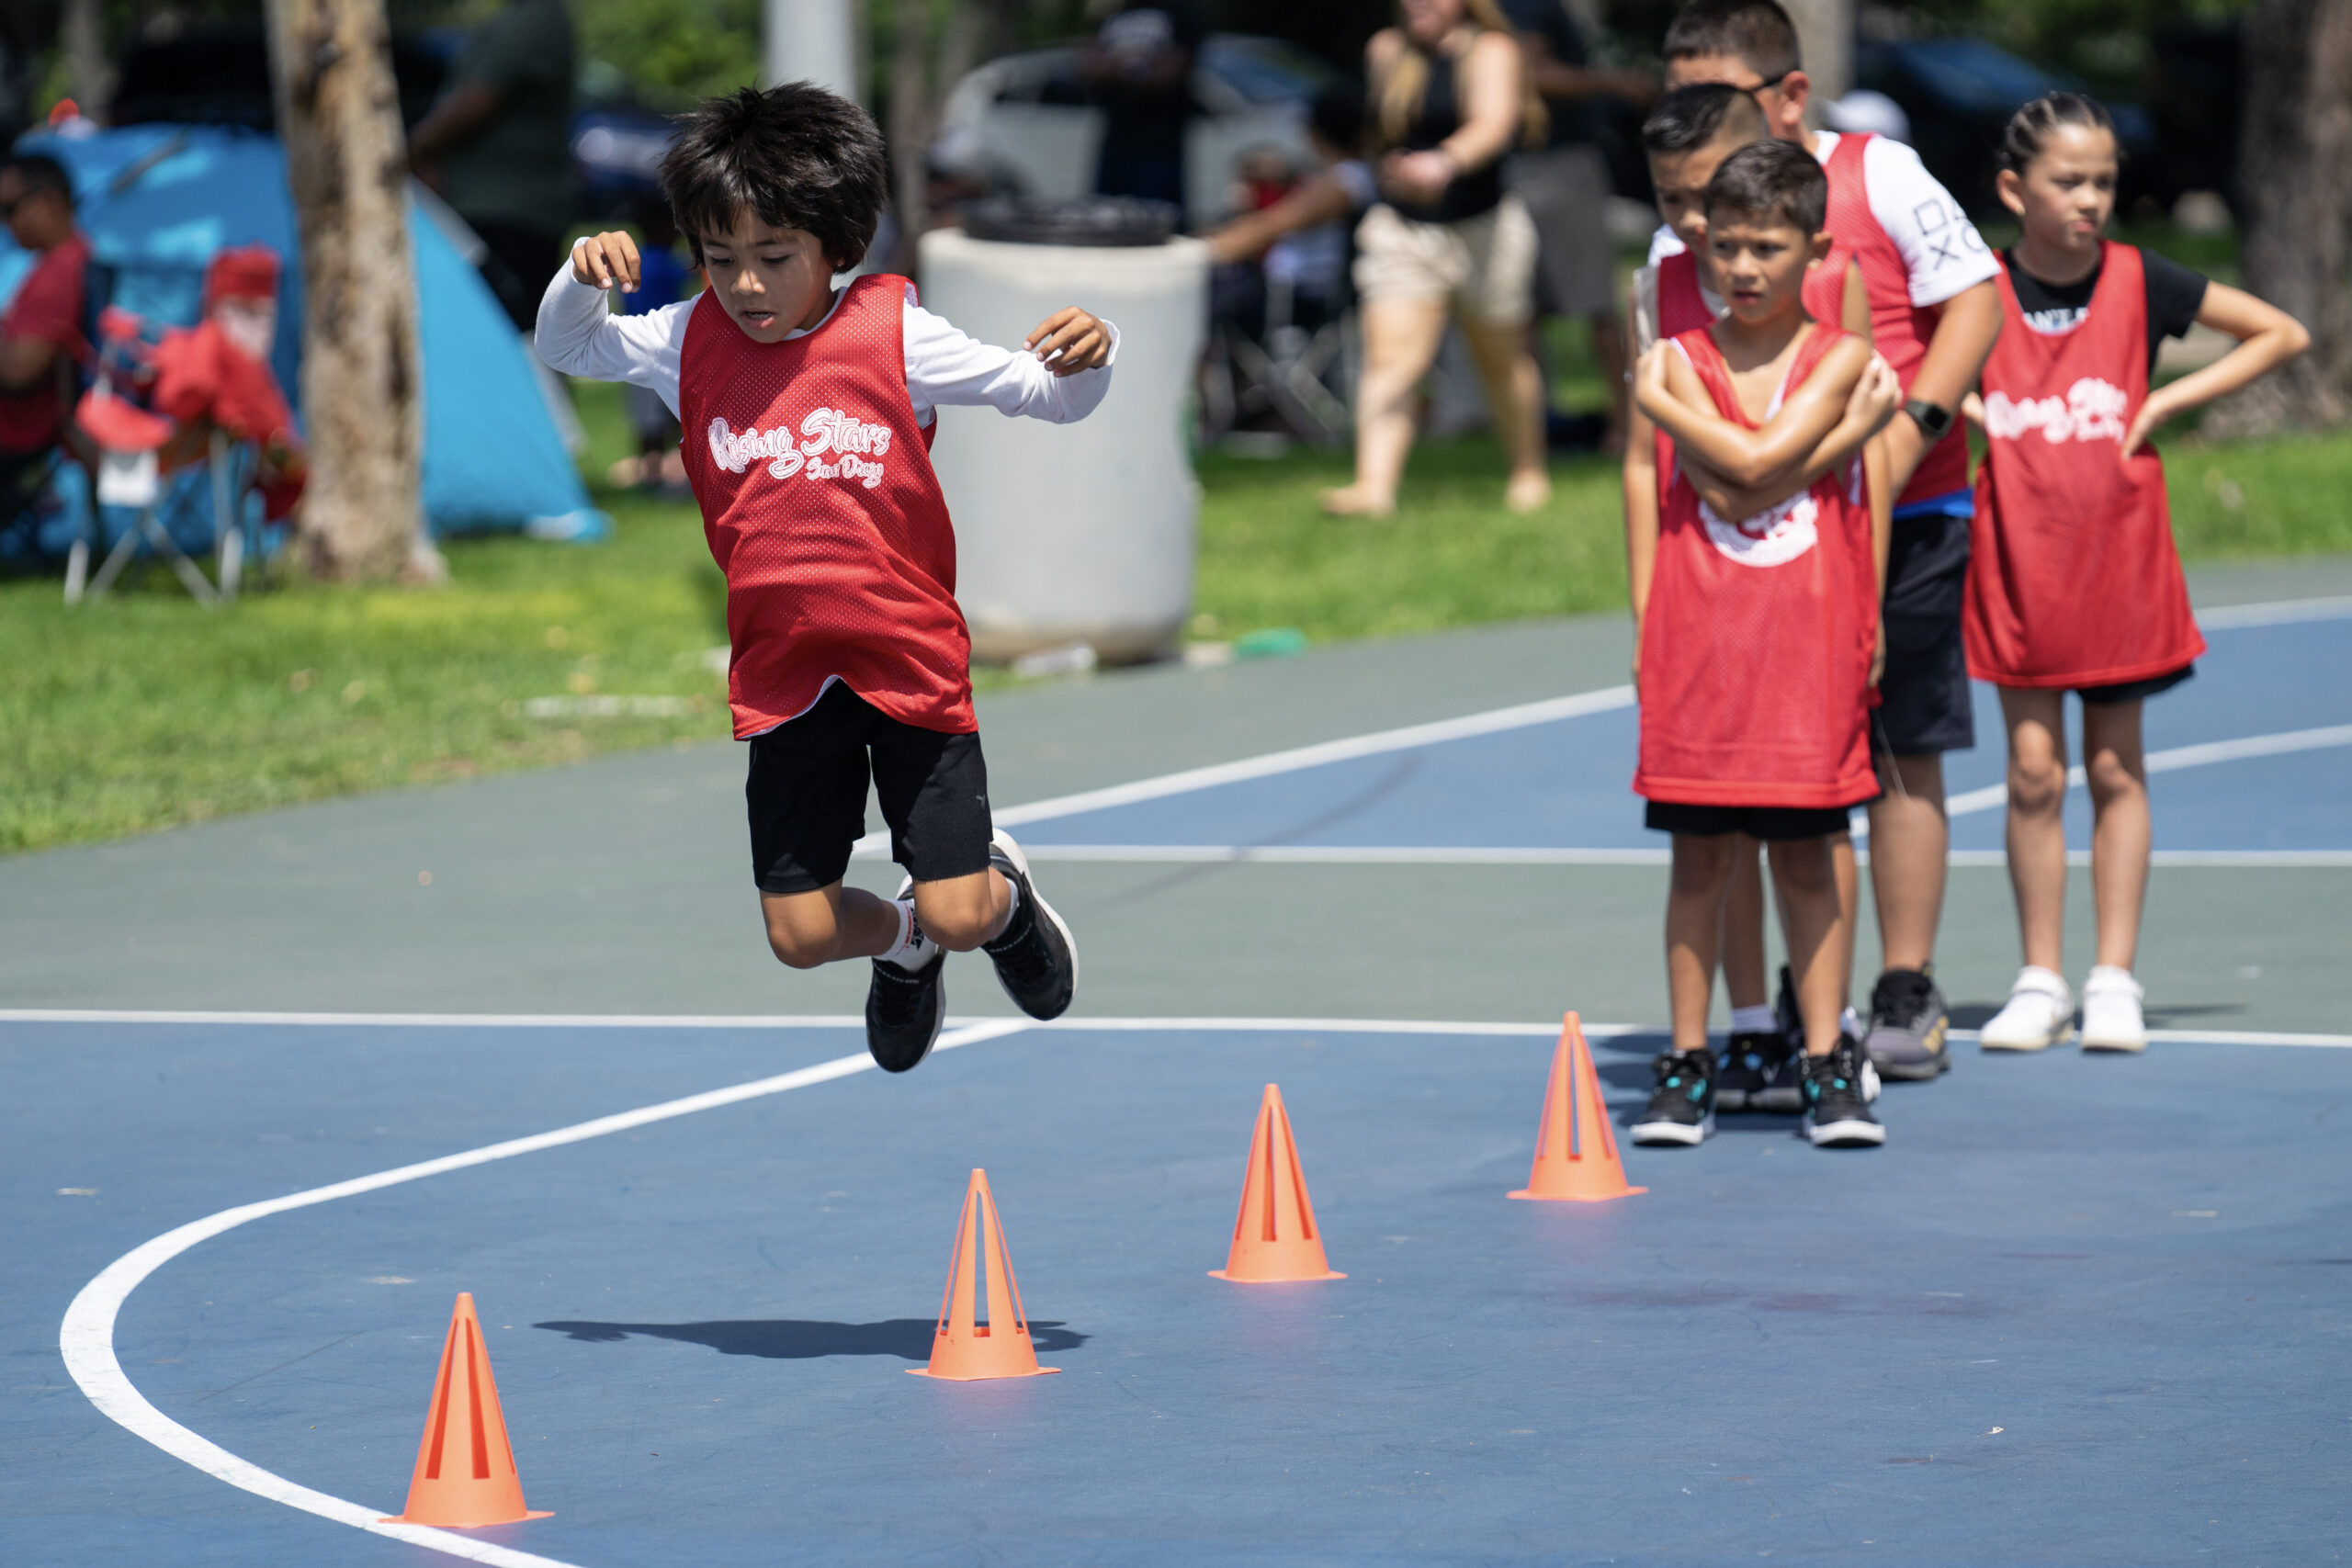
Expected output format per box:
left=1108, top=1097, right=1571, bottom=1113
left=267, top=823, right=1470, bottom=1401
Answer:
left=2080, top=966, right=2147, bottom=1053
left=1979, top=967, right=2075, bottom=1052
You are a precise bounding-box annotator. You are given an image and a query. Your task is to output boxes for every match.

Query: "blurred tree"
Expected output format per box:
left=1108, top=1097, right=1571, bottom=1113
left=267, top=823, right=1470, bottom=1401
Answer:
left=265, top=0, right=430, bottom=580
left=575, top=0, right=759, bottom=104
left=2212, top=0, right=2352, bottom=432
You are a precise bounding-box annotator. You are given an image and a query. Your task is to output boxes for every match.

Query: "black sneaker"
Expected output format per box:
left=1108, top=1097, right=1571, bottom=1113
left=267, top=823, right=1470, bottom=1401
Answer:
left=1631, top=1048, right=1716, bottom=1145
left=1803, top=1036, right=1886, bottom=1147
left=1864, top=964, right=1951, bottom=1080
left=1775, top=964, right=1804, bottom=1052
left=865, top=948, right=946, bottom=1073
left=1715, top=1030, right=1790, bottom=1112
left=980, top=829, right=1078, bottom=1020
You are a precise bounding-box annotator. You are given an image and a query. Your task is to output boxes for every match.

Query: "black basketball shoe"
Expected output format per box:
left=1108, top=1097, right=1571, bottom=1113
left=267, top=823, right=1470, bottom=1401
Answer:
left=865, top=948, right=946, bottom=1073
left=1716, top=1030, right=1792, bottom=1112
left=980, top=829, right=1078, bottom=1021
left=1804, top=1035, right=1887, bottom=1147
left=1864, top=964, right=1952, bottom=1080
left=1631, top=1048, right=1716, bottom=1145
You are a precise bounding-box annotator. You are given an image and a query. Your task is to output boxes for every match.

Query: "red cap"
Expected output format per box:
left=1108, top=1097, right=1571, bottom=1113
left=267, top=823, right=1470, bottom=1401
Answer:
left=204, top=244, right=281, bottom=308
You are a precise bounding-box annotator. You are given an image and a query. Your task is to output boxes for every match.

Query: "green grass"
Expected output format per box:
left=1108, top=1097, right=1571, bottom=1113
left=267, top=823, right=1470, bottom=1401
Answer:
left=6, top=359, right=2350, bottom=855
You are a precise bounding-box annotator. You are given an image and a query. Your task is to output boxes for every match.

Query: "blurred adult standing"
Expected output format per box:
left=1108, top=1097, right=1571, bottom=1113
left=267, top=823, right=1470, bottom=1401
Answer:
left=408, top=0, right=577, bottom=331
left=1080, top=1, right=1207, bottom=213
left=0, top=155, right=89, bottom=515
left=1327, top=0, right=1548, bottom=517
left=1500, top=0, right=1651, bottom=453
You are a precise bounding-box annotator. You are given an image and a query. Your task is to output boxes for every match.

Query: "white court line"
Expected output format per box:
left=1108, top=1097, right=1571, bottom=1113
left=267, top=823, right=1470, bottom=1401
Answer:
left=57, top=1018, right=1028, bottom=1568
left=0, top=1010, right=866, bottom=1030
left=2195, top=593, right=2352, bottom=629
left=999, top=844, right=2352, bottom=869
left=851, top=685, right=1635, bottom=855
left=1942, top=721, right=2352, bottom=818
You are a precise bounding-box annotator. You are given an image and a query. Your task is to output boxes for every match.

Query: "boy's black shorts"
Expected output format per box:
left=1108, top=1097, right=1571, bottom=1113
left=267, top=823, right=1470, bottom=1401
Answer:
left=1876, top=510, right=1975, bottom=757
left=1645, top=802, right=1860, bottom=841
left=746, top=682, right=994, bottom=896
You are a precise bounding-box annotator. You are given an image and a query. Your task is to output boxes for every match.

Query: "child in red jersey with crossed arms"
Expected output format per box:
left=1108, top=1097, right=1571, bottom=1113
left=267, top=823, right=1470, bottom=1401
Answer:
left=1965, top=94, right=2305, bottom=1054
left=537, top=85, right=1115, bottom=1071
left=1626, top=141, right=1900, bottom=1149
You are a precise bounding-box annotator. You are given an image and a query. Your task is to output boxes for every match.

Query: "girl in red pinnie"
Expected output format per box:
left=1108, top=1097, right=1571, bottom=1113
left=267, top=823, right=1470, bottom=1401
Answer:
left=1966, top=93, right=2305, bottom=1055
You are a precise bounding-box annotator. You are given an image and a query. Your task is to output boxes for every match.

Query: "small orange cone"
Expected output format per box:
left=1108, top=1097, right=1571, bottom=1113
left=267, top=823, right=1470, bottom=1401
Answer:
left=1211, top=1084, right=1346, bottom=1282
left=381, top=1293, right=550, bottom=1527
left=907, top=1169, right=1061, bottom=1381
left=1510, top=1012, right=1646, bottom=1202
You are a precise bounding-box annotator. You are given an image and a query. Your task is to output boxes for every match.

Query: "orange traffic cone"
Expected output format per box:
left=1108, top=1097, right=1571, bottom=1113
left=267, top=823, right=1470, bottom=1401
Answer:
left=1210, top=1084, right=1346, bottom=1282
left=1509, top=1012, right=1646, bottom=1202
left=907, top=1169, right=1061, bottom=1381
left=380, top=1293, right=550, bottom=1527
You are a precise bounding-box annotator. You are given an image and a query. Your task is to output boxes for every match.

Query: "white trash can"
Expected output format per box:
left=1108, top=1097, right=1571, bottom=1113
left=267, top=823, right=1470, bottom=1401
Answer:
left=919, top=204, right=1207, bottom=665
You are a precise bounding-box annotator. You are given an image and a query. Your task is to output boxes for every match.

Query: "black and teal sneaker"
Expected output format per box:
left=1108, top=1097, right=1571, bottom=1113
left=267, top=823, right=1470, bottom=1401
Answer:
left=1803, top=1035, right=1886, bottom=1147
left=1717, top=1029, right=1792, bottom=1112
left=865, top=948, right=946, bottom=1073
left=1632, top=1048, right=1716, bottom=1145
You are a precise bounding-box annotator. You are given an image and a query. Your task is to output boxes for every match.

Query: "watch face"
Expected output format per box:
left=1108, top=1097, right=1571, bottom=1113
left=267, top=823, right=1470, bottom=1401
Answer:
left=1909, top=400, right=1952, bottom=438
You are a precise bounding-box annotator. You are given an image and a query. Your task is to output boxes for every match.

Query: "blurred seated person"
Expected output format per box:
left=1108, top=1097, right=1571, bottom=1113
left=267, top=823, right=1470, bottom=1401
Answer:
left=1079, top=1, right=1208, bottom=212
left=1204, top=85, right=1374, bottom=335
left=147, top=245, right=306, bottom=521
left=0, top=154, right=91, bottom=521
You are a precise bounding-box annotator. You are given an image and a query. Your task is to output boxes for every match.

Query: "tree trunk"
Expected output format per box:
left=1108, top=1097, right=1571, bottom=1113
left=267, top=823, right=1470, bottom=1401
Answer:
left=889, top=0, right=933, bottom=270
left=2210, top=0, right=2352, bottom=435
left=264, top=0, right=430, bottom=581
left=61, top=0, right=115, bottom=118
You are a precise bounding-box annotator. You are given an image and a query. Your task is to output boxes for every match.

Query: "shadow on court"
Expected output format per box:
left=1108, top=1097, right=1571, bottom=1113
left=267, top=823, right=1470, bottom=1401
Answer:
left=533, top=1317, right=1090, bottom=1360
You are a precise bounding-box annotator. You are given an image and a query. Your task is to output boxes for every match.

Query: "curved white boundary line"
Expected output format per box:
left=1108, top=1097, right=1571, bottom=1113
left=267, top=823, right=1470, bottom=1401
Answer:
left=57, top=1019, right=1029, bottom=1568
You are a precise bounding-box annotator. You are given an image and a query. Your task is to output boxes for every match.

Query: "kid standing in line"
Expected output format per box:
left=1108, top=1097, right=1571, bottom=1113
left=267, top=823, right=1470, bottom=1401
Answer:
left=537, top=85, right=1117, bottom=1071
left=1626, top=141, right=1900, bottom=1149
left=1965, top=93, right=2306, bottom=1053
left=1657, top=0, right=2006, bottom=1086
left=1623, top=81, right=1880, bottom=1114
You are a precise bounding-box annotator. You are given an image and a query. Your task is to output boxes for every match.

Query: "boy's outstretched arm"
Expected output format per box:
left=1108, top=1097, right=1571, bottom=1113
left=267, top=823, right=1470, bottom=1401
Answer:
left=1623, top=405, right=1661, bottom=694
left=1634, top=334, right=1871, bottom=490
left=533, top=234, right=690, bottom=411
left=1685, top=353, right=1900, bottom=519
left=908, top=299, right=1118, bottom=426
left=2121, top=282, right=2310, bottom=456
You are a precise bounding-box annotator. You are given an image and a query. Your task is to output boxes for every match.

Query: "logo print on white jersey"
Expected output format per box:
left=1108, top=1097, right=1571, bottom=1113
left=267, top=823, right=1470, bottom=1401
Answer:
left=1700, top=489, right=1818, bottom=568
left=1983, top=378, right=2129, bottom=445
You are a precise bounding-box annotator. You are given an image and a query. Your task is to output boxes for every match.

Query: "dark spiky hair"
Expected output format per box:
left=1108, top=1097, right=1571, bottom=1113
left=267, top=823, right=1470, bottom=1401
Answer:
left=1641, top=83, right=1770, bottom=156
left=1703, top=139, right=1827, bottom=235
left=1662, top=0, right=1802, bottom=82
left=660, top=84, right=888, bottom=272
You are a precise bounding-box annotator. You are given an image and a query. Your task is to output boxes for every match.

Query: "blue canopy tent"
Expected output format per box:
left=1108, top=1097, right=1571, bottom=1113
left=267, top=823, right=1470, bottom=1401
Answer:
left=0, top=123, right=605, bottom=547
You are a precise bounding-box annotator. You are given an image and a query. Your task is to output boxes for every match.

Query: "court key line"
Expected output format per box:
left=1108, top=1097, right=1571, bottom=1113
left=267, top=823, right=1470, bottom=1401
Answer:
left=1001, top=844, right=2352, bottom=869
left=56, top=1019, right=1030, bottom=1568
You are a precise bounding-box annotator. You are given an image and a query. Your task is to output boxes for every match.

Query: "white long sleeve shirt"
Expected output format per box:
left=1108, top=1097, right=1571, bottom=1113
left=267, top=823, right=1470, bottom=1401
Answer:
left=533, top=267, right=1119, bottom=428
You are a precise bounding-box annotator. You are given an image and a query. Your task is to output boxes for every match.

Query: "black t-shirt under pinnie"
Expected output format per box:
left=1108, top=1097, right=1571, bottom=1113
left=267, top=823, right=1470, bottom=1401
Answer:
left=2002, top=246, right=2210, bottom=374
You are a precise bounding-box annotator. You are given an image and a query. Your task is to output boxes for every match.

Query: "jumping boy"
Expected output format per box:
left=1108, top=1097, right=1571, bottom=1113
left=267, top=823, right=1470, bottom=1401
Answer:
left=1623, top=82, right=1877, bottom=1112
left=536, top=85, right=1114, bottom=1071
left=1626, top=141, right=1899, bottom=1148
left=1657, top=0, right=2003, bottom=1086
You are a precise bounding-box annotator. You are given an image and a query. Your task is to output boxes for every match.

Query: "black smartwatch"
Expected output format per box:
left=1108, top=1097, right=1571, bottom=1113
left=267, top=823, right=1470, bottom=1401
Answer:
left=1904, top=398, right=1956, bottom=441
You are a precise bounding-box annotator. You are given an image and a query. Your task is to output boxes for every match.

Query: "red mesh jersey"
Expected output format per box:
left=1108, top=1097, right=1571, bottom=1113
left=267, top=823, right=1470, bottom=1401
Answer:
left=1819, top=133, right=1971, bottom=506
left=1636, top=324, right=1879, bottom=809
left=1965, top=244, right=2205, bottom=687
left=1650, top=252, right=1715, bottom=509
left=678, top=275, right=974, bottom=738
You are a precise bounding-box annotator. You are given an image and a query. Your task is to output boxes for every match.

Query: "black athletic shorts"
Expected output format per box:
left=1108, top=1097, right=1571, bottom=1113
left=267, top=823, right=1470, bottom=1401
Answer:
left=1645, top=801, right=1859, bottom=841
left=2079, top=663, right=2196, bottom=705
left=746, top=682, right=994, bottom=895
left=1875, top=509, right=1975, bottom=757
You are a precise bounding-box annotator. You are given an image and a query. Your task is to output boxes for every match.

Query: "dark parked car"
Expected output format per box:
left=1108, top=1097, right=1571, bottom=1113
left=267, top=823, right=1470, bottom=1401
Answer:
left=1853, top=36, right=2156, bottom=216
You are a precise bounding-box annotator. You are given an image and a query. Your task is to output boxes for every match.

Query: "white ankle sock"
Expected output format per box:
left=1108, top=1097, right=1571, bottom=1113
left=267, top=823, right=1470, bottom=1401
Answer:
left=1730, top=1004, right=1776, bottom=1034
left=877, top=898, right=939, bottom=971
left=1840, top=1005, right=1860, bottom=1040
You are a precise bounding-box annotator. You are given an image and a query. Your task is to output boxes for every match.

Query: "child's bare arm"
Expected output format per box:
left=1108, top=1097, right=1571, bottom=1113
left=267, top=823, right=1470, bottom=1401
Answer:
left=1025, top=308, right=1113, bottom=376
left=1635, top=334, right=1871, bottom=489
left=1864, top=430, right=1892, bottom=685
left=2122, top=281, right=2311, bottom=456
left=1685, top=354, right=1900, bottom=518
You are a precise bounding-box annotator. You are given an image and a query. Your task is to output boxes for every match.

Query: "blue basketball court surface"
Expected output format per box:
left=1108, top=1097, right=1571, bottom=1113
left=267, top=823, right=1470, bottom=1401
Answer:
left=7, top=592, right=2349, bottom=1565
